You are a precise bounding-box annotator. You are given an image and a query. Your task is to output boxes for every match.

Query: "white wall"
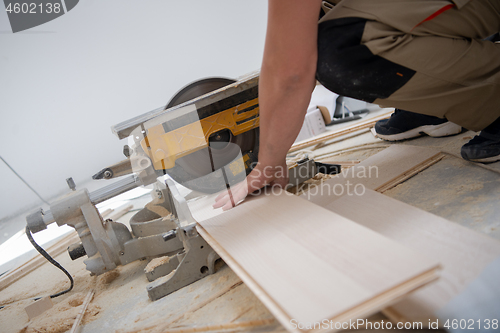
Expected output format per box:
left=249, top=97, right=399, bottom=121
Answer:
left=0, top=0, right=268, bottom=221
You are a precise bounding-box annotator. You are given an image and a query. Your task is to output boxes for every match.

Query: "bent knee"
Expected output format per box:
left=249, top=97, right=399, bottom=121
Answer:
left=316, top=18, right=416, bottom=102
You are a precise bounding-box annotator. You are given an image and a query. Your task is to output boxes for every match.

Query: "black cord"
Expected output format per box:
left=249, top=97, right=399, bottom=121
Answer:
left=25, top=225, right=74, bottom=298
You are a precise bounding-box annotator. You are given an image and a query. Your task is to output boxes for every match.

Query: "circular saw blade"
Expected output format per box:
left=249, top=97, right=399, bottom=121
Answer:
left=165, top=77, right=236, bottom=109
left=164, top=77, right=259, bottom=193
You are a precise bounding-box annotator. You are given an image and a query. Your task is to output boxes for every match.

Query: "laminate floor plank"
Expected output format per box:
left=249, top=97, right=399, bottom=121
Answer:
left=325, top=190, right=500, bottom=322
left=303, top=145, right=442, bottom=207
left=195, top=190, right=440, bottom=332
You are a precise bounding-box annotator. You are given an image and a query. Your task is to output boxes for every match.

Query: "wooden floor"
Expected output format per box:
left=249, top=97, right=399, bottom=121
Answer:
left=1, top=109, right=499, bottom=332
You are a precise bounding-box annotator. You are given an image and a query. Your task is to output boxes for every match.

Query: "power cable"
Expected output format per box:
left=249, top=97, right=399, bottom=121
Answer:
left=25, top=225, right=74, bottom=299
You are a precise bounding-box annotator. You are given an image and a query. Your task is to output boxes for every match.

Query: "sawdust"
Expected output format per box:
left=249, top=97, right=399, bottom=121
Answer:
left=21, top=292, right=101, bottom=333
left=170, top=282, right=274, bottom=332
left=217, top=275, right=228, bottom=284
left=0, top=251, right=155, bottom=333
left=15, top=268, right=123, bottom=332
left=96, top=269, right=120, bottom=287
left=133, top=310, right=155, bottom=324
left=209, top=274, right=230, bottom=291
left=455, top=182, right=484, bottom=195
left=145, top=255, right=170, bottom=274
left=68, top=297, right=83, bottom=308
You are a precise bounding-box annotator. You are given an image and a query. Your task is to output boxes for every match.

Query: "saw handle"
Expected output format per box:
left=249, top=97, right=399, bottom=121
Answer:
left=315, top=161, right=341, bottom=175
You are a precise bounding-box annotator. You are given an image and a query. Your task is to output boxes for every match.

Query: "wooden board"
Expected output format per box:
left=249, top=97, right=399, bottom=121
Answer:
left=324, top=189, right=500, bottom=323
left=195, top=190, right=440, bottom=333
left=302, top=145, right=443, bottom=208
left=289, top=111, right=392, bottom=153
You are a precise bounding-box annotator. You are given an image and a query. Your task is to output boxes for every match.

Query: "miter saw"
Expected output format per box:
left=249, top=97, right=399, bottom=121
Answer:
left=25, top=72, right=341, bottom=301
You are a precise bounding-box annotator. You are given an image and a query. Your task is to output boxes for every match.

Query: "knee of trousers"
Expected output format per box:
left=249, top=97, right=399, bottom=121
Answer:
left=316, top=17, right=416, bottom=103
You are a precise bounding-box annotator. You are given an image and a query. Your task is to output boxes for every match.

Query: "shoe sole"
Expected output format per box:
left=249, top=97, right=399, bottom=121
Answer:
left=465, top=155, right=500, bottom=163
left=376, top=121, right=462, bottom=141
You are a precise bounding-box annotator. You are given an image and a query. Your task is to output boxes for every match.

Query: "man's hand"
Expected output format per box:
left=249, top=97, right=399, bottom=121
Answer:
left=213, top=160, right=288, bottom=211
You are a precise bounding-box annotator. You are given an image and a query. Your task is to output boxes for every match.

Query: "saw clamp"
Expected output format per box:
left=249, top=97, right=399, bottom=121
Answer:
left=27, top=174, right=221, bottom=301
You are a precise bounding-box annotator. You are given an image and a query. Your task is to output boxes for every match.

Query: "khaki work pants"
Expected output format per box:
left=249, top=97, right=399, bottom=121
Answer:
left=318, top=0, right=500, bottom=131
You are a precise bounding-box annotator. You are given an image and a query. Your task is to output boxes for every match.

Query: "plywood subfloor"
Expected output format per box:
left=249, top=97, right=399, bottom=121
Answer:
left=0, top=250, right=280, bottom=333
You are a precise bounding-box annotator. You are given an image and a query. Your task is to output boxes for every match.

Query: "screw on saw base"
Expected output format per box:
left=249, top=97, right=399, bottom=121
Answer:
left=123, top=145, right=132, bottom=157
left=162, top=230, right=176, bottom=242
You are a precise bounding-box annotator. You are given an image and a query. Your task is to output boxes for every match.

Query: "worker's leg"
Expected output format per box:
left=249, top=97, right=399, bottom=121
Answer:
left=316, top=0, right=500, bottom=161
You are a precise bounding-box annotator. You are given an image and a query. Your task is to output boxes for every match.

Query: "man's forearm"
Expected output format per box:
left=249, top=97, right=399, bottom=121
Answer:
left=258, top=68, right=317, bottom=166
left=257, top=0, right=321, bottom=166
left=213, top=0, right=322, bottom=209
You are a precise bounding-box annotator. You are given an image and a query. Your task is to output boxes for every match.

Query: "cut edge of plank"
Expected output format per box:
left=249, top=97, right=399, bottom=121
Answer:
left=289, top=111, right=393, bottom=153
left=312, top=268, right=439, bottom=333
left=382, top=306, right=412, bottom=326
left=376, top=152, right=444, bottom=193
left=161, top=319, right=276, bottom=333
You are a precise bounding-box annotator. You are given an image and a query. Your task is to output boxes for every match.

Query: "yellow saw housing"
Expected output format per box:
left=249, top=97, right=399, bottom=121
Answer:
left=141, top=97, right=259, bottom=171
